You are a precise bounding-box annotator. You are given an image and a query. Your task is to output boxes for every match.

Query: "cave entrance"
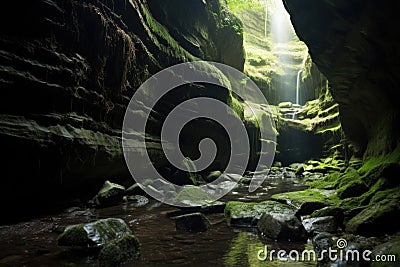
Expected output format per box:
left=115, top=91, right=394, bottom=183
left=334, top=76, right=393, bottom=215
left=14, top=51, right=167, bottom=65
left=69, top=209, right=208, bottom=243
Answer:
left=226, top=0, right=342, bottom=166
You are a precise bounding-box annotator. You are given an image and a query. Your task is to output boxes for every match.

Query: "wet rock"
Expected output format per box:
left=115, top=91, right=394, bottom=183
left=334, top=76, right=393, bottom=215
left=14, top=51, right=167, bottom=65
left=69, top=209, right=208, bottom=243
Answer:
left=278, top=102, right=293, bottom=108
left=174, top=213, right=211, bottom=233
left=295, top=201, right=327, bottom=217
left=225, top=200, right=296, bottom=227
left=371, top=239, right=400, bottom=267
left=338, top=180, right=368, bottom=199
left=271, top=188, right=338, bottom=209
left=283, top=170, right=296, bottom=179
left=174, top=186, right=212, bottom=206
left=295, top=165, right=305, bottom=175
left=257, top=210, right=306, bottom=241
left=331, top=234, right=380, bottom=267
left=302, top=216, right=338, bottom=234
left=123, top=195, right=149, bottom=207
left=166, top=201, right=226, bottom=218
left=58, top=218, right=132, bottom=247
left=346, top=198, right=400, bottom=236
left=270, top=166, right=281, bottom=172
left=92, top=180, right=125, bottom=208
left=98, top=234, right=140, bottom=267
left=343, top=206, right=367, bottom=225
left=311, top=206, right=344, bottom=226
left=312, top=232, right=336, bottom=265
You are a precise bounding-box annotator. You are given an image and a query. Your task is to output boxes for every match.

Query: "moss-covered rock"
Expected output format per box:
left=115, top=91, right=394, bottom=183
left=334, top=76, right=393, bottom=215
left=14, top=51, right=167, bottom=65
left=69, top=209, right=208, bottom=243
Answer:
left=301, top=216, right=338, bottom=234
left=58, top=218, right=132, bottom=247
left=92, top=180, right=126, bottom=208
left=346, top=197, right=400, bottom=236
left=98, top=234, right=140, bottom=267
left=310, top=206, right=344, bottom=226
left=271, top=188, right=339, bottom=208
left=58, top=225, right=91, bottom=247
left=174, top=186, right=212, bottom=206
left=224, top=200, right=296, bottom=227
left=371, top=238, right=400, bottom=267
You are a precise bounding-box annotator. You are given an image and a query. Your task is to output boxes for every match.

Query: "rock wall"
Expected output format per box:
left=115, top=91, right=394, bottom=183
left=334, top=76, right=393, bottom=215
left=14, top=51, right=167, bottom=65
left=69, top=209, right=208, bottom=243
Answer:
left=0, top=0, right=245, bottom=219
left=283, top=0, right=400, bottom=157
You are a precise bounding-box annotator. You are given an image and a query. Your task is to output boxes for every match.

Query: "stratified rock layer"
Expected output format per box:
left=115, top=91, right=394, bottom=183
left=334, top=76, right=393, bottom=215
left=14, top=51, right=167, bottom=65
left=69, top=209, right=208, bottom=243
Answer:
left=0, top=0, right=245, bottom=220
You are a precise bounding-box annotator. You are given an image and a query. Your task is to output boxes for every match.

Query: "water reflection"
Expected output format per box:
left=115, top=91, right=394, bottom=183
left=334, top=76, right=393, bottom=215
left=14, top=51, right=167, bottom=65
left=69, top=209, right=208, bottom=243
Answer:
left=224, top=231, right=316, bottom=267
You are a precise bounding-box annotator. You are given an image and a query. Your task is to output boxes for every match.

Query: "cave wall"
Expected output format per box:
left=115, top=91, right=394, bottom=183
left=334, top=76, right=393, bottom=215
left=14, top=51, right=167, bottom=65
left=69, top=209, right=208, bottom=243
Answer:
left=0, top=0, right=244, bottom=218
left=283, top=0, right=400, bottom=157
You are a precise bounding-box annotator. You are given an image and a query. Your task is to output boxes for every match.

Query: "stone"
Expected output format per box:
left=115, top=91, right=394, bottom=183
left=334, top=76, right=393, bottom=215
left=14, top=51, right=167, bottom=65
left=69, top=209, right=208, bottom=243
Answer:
left=166, top=201, right=226, bottom=218
left=98, top=234, right=140, bottom=267
left=174, top=213, right=211, bottom=233
left=278, top=102, right=293, bottom=108
left=123, top=195, right=149, bottom=207
left=295, top=201, right=328, bottom=217
left=312, top=232, right=336, bottom=265
left=371, top=239, right=400, bottom=267
left=257, top=212, right=306, bottom=242
left=301, top=216, right=338, bottom=234
left=224, top=200, right=296, bottom=227
left=283, top=171, right=296, bottom=179
left=174, top=186, right=212, bottom=206
left=311, top=206, right=344, bottom=226
left=92, top=180, right=125, bottom=208
left=346, top=198, right=400, bottom=236
left=58, top=218, right=132, bottom=247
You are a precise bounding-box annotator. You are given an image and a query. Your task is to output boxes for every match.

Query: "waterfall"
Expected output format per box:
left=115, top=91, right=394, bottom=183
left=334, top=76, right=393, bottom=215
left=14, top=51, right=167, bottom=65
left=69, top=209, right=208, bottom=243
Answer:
left=296, top=69, right=302, bottom=105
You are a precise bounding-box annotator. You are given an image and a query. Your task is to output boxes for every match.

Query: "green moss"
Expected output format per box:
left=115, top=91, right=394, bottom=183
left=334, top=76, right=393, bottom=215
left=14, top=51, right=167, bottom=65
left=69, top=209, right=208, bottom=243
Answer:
left=370, top=186, right=400, bottom=204
left=174, top=186, right=211, bottom=206
left=358, top=145, right=400, bottom=175
left=346, top=197, right=400, bottom=235
left=138, top=3, right=194, bottom=61
left=271, top=188, right=340, bottom=208
left=58, top=225, right=90, bottom=247
left=98, top=234, right=140, bottom=267
left=224, top=200, right=296, bottom=226
left=307, top=171, right=341, bottom=189
left=230, top=96, right=245, bottom=120
left=225, top=0, right=264, bottom=13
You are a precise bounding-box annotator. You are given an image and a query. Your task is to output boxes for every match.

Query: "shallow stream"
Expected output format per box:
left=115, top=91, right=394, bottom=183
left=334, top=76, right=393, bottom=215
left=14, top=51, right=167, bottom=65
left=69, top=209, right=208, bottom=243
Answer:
left=0, top=171, right=318, bottom=266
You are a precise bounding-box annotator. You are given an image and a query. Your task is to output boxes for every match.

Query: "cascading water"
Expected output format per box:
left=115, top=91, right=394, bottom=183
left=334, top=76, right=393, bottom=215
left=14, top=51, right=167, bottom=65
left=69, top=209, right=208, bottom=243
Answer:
left=296, top=69, right=302, bottom=105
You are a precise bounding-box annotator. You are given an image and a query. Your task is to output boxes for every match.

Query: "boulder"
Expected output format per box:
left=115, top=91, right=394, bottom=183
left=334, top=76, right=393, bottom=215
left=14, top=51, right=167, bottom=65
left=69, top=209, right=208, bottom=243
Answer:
left=174, top=213, right=211, bottom=233
left=98, top=234, right=140, bottom=267
left=295, top=201, right=327, bottom=217
left=92, top=181, right=125, bottom=208
left=301, top=216, right=338, bottom=234
left=257, top=212, right=306, bottom=242
left=224, top=200, right=296, bottom=227
left=311, top=206, right=344, bottom=226
left=58, top=218, right=132, bottom=247
left=371, top=239, right=400, bottom=267
left=346, top=198, right=400, bottom=236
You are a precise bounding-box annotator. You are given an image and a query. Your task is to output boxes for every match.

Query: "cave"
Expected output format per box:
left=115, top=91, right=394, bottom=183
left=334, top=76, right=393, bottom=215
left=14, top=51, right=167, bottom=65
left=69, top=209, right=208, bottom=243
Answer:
left=0, top=0, right=399, bottom=266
